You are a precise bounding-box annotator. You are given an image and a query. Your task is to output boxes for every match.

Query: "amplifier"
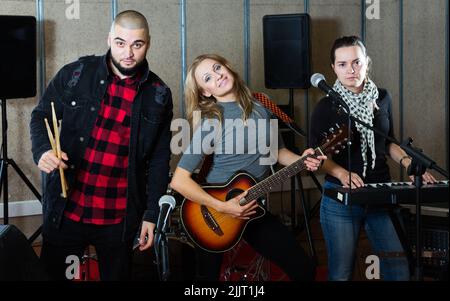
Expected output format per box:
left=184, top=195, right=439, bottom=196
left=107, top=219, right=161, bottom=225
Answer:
left=399, top=203, right=448, bottom=280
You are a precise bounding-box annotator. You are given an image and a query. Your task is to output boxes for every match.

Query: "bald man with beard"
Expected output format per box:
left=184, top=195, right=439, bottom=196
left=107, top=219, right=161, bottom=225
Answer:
left=30, top=10, right=173, bottom=280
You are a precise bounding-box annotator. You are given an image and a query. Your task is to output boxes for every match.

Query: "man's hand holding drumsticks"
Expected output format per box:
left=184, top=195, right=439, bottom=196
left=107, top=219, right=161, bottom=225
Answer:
left=37, top=102, right=68, bottom=197
left=38, top=149, right=68, bottom=173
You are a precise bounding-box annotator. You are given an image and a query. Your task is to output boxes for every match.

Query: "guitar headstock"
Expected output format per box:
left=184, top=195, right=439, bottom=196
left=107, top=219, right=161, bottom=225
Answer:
left=319, top=124, right=351, bottom=155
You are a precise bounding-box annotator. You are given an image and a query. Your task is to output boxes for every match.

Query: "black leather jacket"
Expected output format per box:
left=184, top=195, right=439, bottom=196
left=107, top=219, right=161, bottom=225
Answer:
left=30, top=52, right=173, bottom=240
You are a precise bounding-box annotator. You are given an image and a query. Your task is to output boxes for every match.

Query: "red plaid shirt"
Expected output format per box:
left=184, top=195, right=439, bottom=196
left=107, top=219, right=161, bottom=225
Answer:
left=64, top=73, right=141, bottom=225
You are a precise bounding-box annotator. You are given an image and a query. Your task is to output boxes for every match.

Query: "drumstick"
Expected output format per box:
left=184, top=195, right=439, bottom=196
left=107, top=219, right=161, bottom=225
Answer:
left=44, top=118, right=56, bottom=153
left=58, top=119, right=69, bottom=191
left=51, top=103, right=68, bottom=197
left=44, top=118, right=68, bottom=190
left=50, top=102, right=68, bottom=198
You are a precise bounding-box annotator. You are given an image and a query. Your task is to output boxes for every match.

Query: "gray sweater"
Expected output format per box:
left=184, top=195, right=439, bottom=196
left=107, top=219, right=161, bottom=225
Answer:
left=178, top=101, right=284, bottom=184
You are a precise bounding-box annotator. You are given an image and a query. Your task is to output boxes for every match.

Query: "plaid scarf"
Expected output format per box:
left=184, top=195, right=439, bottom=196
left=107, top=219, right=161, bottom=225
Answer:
left=333, top=79, right=379, bottom=177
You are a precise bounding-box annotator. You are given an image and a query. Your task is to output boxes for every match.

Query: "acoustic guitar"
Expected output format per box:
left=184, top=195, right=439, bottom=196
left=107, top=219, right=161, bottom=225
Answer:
left=180, top=124, right=350, bottom=252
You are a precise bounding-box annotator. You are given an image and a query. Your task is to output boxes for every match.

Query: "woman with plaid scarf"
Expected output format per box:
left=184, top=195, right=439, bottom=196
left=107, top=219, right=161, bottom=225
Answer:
left=309, top=36, right=436, bottom=281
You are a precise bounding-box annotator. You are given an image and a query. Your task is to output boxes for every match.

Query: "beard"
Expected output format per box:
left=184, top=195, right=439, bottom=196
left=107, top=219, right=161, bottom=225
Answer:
left=110, top=54, right=145, bottom=77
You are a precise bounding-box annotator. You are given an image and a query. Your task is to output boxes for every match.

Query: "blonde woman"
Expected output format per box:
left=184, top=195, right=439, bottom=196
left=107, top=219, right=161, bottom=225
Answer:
left=171, top=54, right=326, bottom=280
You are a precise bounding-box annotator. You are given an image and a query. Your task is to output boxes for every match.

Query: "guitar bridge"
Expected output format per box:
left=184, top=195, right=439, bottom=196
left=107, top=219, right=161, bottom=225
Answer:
left=200, top=205, right=224, bottom=236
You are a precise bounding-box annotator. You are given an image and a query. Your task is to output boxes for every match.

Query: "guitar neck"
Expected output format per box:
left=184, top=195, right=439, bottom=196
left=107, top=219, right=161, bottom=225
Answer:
left=241, top=147, right=324, bottom=205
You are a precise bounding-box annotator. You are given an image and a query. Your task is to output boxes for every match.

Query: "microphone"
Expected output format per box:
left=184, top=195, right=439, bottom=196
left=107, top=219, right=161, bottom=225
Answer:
left=310, top=73, right=350, bottom=113
left=310, top=73, right=345, bottom=104
left=155, top=195, right=176, bottom=236
left=154, top=195, right=176, bottom=281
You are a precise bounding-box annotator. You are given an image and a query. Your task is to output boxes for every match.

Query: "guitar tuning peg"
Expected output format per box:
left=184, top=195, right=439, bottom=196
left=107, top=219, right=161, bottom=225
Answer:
left=322, top=132, right=328, bottom=138
left=335, top=123, right=341, bottom=129
left=328, top=127, right=335, bottom=133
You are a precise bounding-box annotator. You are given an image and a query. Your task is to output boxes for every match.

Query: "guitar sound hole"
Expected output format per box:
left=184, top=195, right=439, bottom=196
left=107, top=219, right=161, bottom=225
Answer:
left=226, top=188, right=244, bottom=201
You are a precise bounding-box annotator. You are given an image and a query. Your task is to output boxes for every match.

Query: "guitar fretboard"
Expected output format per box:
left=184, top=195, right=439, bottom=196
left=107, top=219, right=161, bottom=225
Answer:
left=241, top=148, right=323, bottom=205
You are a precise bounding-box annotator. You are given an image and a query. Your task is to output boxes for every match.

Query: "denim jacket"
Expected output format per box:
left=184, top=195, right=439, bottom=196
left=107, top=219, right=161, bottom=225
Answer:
left=29, top=52, right=173, bottom=240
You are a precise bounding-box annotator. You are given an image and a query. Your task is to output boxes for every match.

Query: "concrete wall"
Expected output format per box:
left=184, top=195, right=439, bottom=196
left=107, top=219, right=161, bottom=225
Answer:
left=1, top=0, right=448, bottom=209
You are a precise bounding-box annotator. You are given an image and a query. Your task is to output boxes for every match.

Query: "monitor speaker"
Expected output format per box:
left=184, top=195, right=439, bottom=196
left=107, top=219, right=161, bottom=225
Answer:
left=263, top=13, right=311, bottom=89
left=0, top=224, right=47, bottom=280
left=0, top=15, right=37, bottom=99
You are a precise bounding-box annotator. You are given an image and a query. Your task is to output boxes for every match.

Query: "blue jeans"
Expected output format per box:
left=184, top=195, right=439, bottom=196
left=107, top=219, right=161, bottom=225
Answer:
left=320, top=181, right=410, bottom=281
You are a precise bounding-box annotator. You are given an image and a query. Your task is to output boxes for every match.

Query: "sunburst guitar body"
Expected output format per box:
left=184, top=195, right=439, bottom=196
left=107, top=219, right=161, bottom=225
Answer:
left=181, top=173, right=264, bottom=253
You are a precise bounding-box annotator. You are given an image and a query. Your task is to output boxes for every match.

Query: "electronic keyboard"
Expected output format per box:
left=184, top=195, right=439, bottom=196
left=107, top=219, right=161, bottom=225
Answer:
left=323, top=180, right=449, bottom=205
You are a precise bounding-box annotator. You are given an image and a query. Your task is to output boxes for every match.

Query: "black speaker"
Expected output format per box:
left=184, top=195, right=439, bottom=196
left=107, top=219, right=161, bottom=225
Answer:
left=0, top=224, right=48, bottom=280
left=0, top=15, right=37, bottom=99
left=263, top=13, right=311, bottom=89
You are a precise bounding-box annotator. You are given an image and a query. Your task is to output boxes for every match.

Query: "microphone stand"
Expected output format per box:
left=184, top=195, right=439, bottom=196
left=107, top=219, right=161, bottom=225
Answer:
left=159, top=232, right=170, bottom=281
left=153, top=196, right=176, bottom=281
left=401, top=138, right=443, bottom=281
left=327, top=93, right=448, bottom=281
left=154, top=230, right=170, bottom=281
left=283, top=89, right=320, bottom=260
left=254, top=90, right=321, bottom=259
left=327, top=97, right=354, bottom=216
